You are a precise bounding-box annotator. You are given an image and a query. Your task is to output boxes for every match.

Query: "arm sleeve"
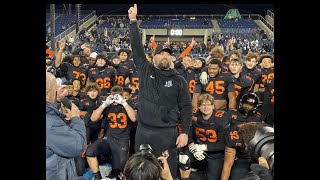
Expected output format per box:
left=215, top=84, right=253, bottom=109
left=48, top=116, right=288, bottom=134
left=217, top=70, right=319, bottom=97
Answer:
left=152, top=41, right=157, bottom=51
left=129, top=21, right=150, bottom=72
left=178, top=77, right=193, bottom=135
left=174, top=60, right=183, bottom=69
left=47, top=116, right=86, bottom=158
left=178, top=45, right=193, bottom=59
left=187, top=123, right=195, bottom=144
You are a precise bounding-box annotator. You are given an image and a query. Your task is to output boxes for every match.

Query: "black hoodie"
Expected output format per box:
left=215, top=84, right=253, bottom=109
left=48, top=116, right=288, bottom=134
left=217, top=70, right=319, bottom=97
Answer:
left=129, top=21, right=192, bottom=134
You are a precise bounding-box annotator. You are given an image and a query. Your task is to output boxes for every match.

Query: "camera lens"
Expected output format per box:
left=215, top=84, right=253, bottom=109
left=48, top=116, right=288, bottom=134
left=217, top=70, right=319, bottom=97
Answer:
left=139, top=144, right=153, bottom=154
left=248, top=127, right=274, bottom=174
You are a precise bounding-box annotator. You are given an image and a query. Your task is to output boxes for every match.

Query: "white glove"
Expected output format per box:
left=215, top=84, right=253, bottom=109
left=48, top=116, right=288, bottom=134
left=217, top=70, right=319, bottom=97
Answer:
left=200, top=71, right=209, bottom=85
left=194, top=144, right=207, bottom=151
left=114, top=94, right=128, bottom=106
left=188, top=144, right=205, bottom=161
left=188, top=143, right=197, bottom=153
left=193, top=151, right=205, bottom=161
left=101, top=95, right=114, bottom=108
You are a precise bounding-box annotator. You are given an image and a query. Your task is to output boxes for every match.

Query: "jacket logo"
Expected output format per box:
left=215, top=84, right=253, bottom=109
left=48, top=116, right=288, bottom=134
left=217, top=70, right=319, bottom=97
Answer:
left=150, top=75, right=155, bottom=79
left=164, top=80, right=172, bottom=87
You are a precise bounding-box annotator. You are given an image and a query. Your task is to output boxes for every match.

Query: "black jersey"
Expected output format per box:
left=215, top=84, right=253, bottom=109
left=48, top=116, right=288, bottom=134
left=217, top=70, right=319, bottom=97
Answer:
left=88, top=67, right=117, bottom=96
left=232, top=72, right=254, bottom=104
left=176, top=67, right=197, bottom=95
left=120, top=60, right=135, bottom=75
left=103, top=101, right=136, bottom=140
left=225, top=110, right=262, bottom=159
left=241, top=66, right=262, bottom=85
left=189, top=110, right=230, bottom=158
left=194, top=73, right=235, bottom=100
left=114, top=66, right=130, bottom=87
left=64, top=63, right=88, bottom=86
left=259, top=68, right=274, bottom=88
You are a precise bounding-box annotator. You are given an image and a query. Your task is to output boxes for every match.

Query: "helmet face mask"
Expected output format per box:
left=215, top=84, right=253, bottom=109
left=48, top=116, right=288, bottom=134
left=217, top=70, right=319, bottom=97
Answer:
left=239, top=93, right=259, bottom=117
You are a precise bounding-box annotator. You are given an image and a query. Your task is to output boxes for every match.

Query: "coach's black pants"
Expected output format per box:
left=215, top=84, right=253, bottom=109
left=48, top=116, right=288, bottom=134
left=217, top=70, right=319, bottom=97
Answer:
left=135, top=124, right=178, bottom=179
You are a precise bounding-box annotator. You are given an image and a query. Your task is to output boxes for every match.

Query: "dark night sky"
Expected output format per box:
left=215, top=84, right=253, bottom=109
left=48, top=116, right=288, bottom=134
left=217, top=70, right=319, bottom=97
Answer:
left=49, top=4, right=273, bottom=16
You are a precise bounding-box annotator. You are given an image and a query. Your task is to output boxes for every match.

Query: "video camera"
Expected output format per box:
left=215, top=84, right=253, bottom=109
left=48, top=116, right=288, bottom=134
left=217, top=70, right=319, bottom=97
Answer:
left=247, top=126, right=274, bottom=175
left=139, top=144, right=169, bottom=168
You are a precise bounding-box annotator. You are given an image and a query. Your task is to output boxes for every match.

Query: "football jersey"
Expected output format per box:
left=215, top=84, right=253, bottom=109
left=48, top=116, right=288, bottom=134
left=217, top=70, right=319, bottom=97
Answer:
left=79, top=96, right=103, bottom=115
left=88, top=67, right=117, bottom=96
left=241, top=66, right=262, bottom=85
left=232, top=72, right=254, bottom=104
left=120, top=60, right=135, bottom=75
left=225, top=111, right=262, bottom=159
left=64, top=63, right=88, bottom=86
left=259, top=68, right=274, bottom=88
left=103, top=101, right=136, bottom=140
left=114, top=66, right=130, bottom=87
left=130, top=69, right=139, bottom=94
left=189, top=110, right=230, bottom=158
left=176, top=67, right=197, bottom=95
left=265, top=77, right=274, bottom=104
left=225, top=124, right=248, bottom=159
left=194, top=73, right=235, bottom=100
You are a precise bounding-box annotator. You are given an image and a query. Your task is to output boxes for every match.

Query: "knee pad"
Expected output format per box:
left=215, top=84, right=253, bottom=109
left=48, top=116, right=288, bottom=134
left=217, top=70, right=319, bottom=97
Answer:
left=179, top=153, right=191, bottom=171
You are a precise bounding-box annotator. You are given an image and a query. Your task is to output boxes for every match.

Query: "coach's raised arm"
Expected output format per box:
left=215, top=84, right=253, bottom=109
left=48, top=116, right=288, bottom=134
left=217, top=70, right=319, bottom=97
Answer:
left=128, top=4, right=193, bottom=179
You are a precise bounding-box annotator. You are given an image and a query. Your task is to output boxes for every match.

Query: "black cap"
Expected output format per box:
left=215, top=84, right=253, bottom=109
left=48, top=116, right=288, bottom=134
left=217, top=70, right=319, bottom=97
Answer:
left=154, top=44, right=173, bottom=55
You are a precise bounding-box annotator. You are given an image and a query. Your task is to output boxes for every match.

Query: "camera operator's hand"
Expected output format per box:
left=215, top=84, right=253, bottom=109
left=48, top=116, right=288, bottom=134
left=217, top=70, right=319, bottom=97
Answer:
left=249, top=157, right=273, bottom=180
left=69, top=103, right=80, bottom=120
left=250, top=164, right=273, bottom=180
left=258, top=157, right=269, bottom=169
left=188, top=143, right=205, bottom=161
left=101, top=95, right=115, bottom=108
left=158, top=156, right=173, bottom=180
left=243, top=157, right=273, bottom=180
left=114, top=94, right=128, bottom=106
left=200, top=71, right=209, bottom=85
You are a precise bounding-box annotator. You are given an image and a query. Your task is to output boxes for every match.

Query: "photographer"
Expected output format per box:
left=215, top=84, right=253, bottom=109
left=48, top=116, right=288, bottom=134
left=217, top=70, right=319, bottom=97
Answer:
left=46, top=72, right=87, bottom=180
left=123, top=145, right=173, bottom=180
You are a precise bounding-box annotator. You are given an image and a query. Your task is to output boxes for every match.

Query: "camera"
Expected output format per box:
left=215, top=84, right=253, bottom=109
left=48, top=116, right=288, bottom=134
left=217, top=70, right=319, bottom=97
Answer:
left=247, top=126, right=274, bottom=175
left=61, top=97, right=72, bottom=110
left=138, top=144, right=169, bottom=168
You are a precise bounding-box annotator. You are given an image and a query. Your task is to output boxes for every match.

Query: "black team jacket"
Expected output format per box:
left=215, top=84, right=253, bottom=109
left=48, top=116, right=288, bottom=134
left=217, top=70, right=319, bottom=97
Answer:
left=129, top=20, right=192, bottom=135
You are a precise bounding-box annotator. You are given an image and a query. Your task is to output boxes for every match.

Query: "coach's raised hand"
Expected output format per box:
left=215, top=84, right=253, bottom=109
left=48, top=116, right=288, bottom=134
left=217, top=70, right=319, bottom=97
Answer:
left=128, top=4, right=137, bottom=21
